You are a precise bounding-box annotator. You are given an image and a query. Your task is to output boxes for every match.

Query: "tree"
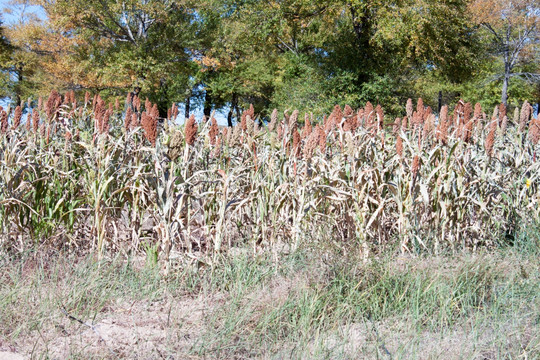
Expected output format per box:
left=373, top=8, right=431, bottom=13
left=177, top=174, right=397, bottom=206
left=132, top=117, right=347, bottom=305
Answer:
left=0, top=18, right=14, bottom=98
left=5, top=0, right=200, bottom=114
left=0, top=0, right=494, bottom=118
left=1, top=0, right=80, bottom=104
left=470, top=0, right=540, bottom=105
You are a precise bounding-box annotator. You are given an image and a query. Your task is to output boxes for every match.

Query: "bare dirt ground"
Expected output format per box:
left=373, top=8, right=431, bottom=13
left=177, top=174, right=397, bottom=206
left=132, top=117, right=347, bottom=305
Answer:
left=1, top=251, right=539, bottom=359
left=2, top=295, right=208, bottom=359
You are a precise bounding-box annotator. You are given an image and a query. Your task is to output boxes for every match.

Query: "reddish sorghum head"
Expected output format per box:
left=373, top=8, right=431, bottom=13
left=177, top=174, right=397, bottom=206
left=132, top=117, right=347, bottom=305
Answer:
left=0, top=109, right=8, bottom=134
left=500, top=115, right=509, bottom=136
left=172, top=103, right=179, bottom=121
left=519, top=101, right=531, bottom=133
left=240, top=112, right=247, bottom=131
left=246, top=104, right=255, bottom=119
left=45, top=90, right=61, bottom=122
left=13, top=106, right=22, bottom=129
left=401, top=116, right=408, bottom=130
left=303, top=128, right=319, bottom=160
left=324, top=113, right=335, bottom=134
left=277, top=122, right=283, bottom=141
left=125, top=107, right=133, bottom=130
left=101, top=109, right=111, bottom=134
left=464, top=103, right=472, bottom=125
left=210, top=116, right=218, bottom=145
left=412, top=155, right=421, bottom=178
left=133, top=96, right=141, bottom=113
left=396, top=135, right=403, bottom=157
left=130, top=113, right=139, bottom=130
left=474, top=103, right=482, bottom=120
left=498, top=103, right=506, bottom=126
left=185, top=114, right=198, bottom=146
left=334, top=105, right=344, bottom=126
left=344, top=105, right=353, bottom=117
left=485, top=119, right=497, bottom=157
left=32, top=109, right=40, bottom=132
left=292, top=128, right=301, bottom=158
left=393, top=118, right=400, bottom=135
left=140, top=104, right=158, bottom=146
left=317, top=125, right=326, bottom=153
left=406, top=98, right=413, bottom=120
left=289, top=110, right=299, bottom=131
left=416, top=98, right=424, bottom=119
left=301, top=113, right=312, bottom=138
left=528, top=118, right=540, bottom=145
left=438, top=115, right=449, bottom=145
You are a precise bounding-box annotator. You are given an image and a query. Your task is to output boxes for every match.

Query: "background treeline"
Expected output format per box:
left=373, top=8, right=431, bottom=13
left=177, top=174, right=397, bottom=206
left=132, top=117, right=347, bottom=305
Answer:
left=0, top=0, right=539, bottom=121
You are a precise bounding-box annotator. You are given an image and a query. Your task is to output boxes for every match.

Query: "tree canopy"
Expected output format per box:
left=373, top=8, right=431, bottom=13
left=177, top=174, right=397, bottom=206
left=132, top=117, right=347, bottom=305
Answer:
left=1, top=0, right=538, bottom=118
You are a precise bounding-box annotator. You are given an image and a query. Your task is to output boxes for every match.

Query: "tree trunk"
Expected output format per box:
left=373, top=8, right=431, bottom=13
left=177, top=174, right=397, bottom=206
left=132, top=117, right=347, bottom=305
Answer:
left=438, top=91, right=442, bottom=113
left=14, top=65, right=22, bottom=106
left=349, top=4, right=372, bottom=85
left=227, top=93, right=237, bottom=127
left=501, top=34, right=512, bottom=106
left=203, top=88, right=212, bottom=118
left=157, top=78, right=168, bottom=118
left=502, top=64, right=510, bottom=106
left=235, top=103, right=241, bottom=122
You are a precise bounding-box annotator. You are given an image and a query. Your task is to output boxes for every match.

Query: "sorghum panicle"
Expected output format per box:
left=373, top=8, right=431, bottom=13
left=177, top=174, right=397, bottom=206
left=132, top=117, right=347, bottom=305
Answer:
left=498, top=103, right=506, bottom=126
left=317, top=125, right=326, bottom=153
left=393, top=118, right=400, bottom=135
left=528, top=118, right=540, bottom=145
left=485, top=119, right=497, bottom=157
left=25, top=113, right=31, bottom=131
left=301, top=113, right=312, bottom=138
left=292, top=128, right=301, bottom=158
left=268, top=109, right=278, bottom=132
left=406, top=98, right=413, bottom=120
left=185, top=114, right=198, bottom=146
left=0, top=109, right=8, bottom=134
left=396, top=135, right=403, bottom=157
left=303, top=128, right=318, bottom=160
left=13, top=106, right=22, bottom=129
left=125, top=107, right=133, bottom=130
left=32, top=109, right=39, bottom=132
left=519, top=101, right=531, bottom=133
left=209, top=116, right=218, bottom=145
left=412, top=155, right=421, bottom=178
left=500, top=115, right=508, bottom=136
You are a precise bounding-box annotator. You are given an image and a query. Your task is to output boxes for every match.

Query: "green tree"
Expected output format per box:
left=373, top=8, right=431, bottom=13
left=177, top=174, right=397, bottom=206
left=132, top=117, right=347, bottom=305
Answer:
left=0, top=18, right=13, bottom=99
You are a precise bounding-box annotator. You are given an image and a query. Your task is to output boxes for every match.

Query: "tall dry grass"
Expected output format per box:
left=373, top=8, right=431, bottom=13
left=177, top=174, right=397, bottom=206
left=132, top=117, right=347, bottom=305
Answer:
left=0, top=93, right=538, bottom=265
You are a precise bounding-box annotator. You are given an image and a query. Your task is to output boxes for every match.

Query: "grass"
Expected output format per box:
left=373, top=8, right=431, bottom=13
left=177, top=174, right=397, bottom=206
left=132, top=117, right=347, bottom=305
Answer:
left=1, top=230, right=539, bottom=359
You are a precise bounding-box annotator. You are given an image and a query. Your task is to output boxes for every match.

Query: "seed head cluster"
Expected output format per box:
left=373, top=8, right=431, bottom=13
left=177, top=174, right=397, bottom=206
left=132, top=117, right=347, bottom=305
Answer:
left=185, top=114, right=198, bottom=146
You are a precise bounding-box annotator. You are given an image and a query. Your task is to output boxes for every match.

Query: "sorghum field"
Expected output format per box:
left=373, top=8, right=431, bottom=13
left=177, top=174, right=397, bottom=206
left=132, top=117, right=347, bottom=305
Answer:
left=0, top=92, right=539, bottom=359
left=1, top=92, right=539, bottom=258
